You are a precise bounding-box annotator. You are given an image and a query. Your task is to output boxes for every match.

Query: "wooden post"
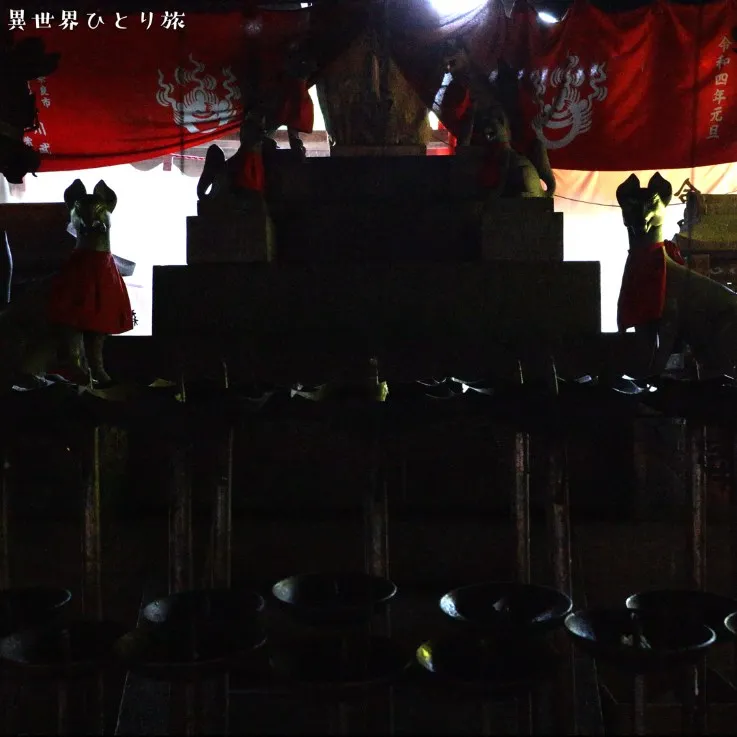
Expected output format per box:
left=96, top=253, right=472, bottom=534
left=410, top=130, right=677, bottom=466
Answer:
left=363, top=429, right=393, bottom=736
left=201, top=363, right=233, bottom=736
left=686, top=423, right=707, bottom=591
left=685, top=422, right=708, bottom=734
left=731, top=430, right=737, bottom=675
left=211, top=429, right=233, bottom=591
left=168, top=446, right=193, bottom=593
left=81, top=426, right=102, bottom=619
left=0, top=443, right=9, bottom=590
left=514, top=361, right=531, bottom=586
left=168, top=375, right=195, bottom=736
left=364, top=449, right=390, bottom=586
left=514, top=430, right=531, bottom=585
left=211, top=362, right=233, bottom=590
left=544, top=359, right=576, bottom=735
left=0, top=438, right=14, bottom=734
left=80, top=423, right=104, bottom=736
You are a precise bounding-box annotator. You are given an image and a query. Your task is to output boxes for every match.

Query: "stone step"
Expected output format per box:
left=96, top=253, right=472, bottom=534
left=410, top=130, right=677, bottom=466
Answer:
left=483, top=209, right=563, bottom=261
left=186, top=209, right=275, bottom=264
left=152, top=261, right=601, bottom=384
left=268, top=199, right=560, bottom=263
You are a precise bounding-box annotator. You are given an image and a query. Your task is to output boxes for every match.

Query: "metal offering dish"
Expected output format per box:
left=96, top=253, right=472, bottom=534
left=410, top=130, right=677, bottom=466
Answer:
left=272, top=572, right=397, bottom=628
left=440, top=582, right=573, bottom=637
left=141, top=587, right=265, bottom=628
left=0, top=619, right=126, bottom=677
left=269, top=635, right=412, bottom=689
left=725, top=612, right=737, bottom=638
left=626, top=589, right=737, bottom=642
left=115, top=588, right=266, bottom=677
left=565, top=608, right=716, bottom=673
left=114, top=624, right=266, bottom=678
left=0, top=587, right=72, bottom=637
left=415, top=634, right=561, bottom=693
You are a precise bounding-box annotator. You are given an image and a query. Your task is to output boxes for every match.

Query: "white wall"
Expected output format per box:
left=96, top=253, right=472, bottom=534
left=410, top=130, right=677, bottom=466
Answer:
left=4, top=162, right=197, bottom=336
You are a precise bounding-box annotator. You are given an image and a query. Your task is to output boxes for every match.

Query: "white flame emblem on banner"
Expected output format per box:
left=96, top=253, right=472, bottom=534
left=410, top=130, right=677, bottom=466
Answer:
left=156, top=54, right=241, bottom=134
left=528, top=53, right=608, bottom=149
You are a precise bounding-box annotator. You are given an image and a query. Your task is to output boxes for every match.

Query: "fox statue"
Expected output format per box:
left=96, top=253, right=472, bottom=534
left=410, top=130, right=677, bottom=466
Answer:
left=616, top=172, right=737, bottom=377
left=0, top=179, right=133, bottom=389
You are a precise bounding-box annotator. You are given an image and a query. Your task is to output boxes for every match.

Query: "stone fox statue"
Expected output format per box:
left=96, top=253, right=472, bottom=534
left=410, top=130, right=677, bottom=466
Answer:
left=616, top=172, right=737, bottom=377
left=197, top=115, right=267, bottom=208
left=439, top=42, right=556, bottom=197
left=476, top=105, right=546, bottom=198
left=0, top=179, right=133, bottom=388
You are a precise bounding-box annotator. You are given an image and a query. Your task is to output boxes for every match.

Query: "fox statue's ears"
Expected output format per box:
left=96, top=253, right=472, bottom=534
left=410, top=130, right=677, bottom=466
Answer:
left=93, top=180, right=117, bottom=213
left=63, top=179, right=117, bottom=212
left=63, top=179, right=86, bottom=211
left=616, top=172, right=672, bottom=207
left=647, top=172, right=673, bottom=208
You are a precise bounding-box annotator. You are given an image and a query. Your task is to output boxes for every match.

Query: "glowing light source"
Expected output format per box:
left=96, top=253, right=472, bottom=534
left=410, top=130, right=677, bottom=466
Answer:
left=537, top=11, right=559, bottom=24
left=429, top=0, right=488, bottom=17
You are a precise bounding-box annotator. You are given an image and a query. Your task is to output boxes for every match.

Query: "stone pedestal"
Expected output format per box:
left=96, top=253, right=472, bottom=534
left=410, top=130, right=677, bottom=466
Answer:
left=186, top=207, right=275, bottom=264
left=482, top=198, right=564, bottom=261
left=152, top=260, right=602, bottom=383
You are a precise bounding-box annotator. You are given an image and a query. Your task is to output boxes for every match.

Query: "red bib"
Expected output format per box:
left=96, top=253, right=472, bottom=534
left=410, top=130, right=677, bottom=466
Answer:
left=477, top=140, right=506, bottom=189
left=47, top=249, right=133, bottom=334
left=271, top=79, right=314, bottom=133
left=230, top=149, right=265, bottom=193
left=617, top=240, right=685, bottom=330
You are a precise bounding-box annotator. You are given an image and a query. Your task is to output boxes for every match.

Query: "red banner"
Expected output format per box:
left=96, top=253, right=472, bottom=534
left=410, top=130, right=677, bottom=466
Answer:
left=506, top=0, right=737, bottom=171
left=14, top=6, right=365, bottom=171
left=11, top=1, right=737, bottom=173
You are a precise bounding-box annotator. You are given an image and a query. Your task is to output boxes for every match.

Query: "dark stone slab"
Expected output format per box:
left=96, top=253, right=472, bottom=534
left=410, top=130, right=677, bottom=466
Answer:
left=265, top=156, right=481, bottom=204
left=152, top=261, right=601, bottom=382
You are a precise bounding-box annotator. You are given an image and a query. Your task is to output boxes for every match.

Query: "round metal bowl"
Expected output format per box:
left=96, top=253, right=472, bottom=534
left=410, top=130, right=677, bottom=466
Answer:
left=440, top=582, right=573, bottom=637
left=626, top=589, right=737, bottom=643
left=725, top=612, right=737, bottom=638
left=565, top=608, right=716, bottom=673
left=0, top=587, right=72, bottom=638
left=272, top=572, right=397, bottom=628
left=117, top=588, right=266, bottom=678
left=114, top=623, right=267, bottom=679
left=141, top=588, right=265, bottom=634
left=0, top=619, right=126, bottom=677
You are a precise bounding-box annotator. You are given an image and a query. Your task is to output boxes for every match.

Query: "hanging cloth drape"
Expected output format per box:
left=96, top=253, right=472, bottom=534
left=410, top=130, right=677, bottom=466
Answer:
left=23, top=3, right=368, bottom=171
left=388, top=0, right=737, bottom=171
left=503, top=0, right=737, bottom=170
left=20, top=0, right=737, bottom=172
left=387, top=0, right=507, bottom=134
